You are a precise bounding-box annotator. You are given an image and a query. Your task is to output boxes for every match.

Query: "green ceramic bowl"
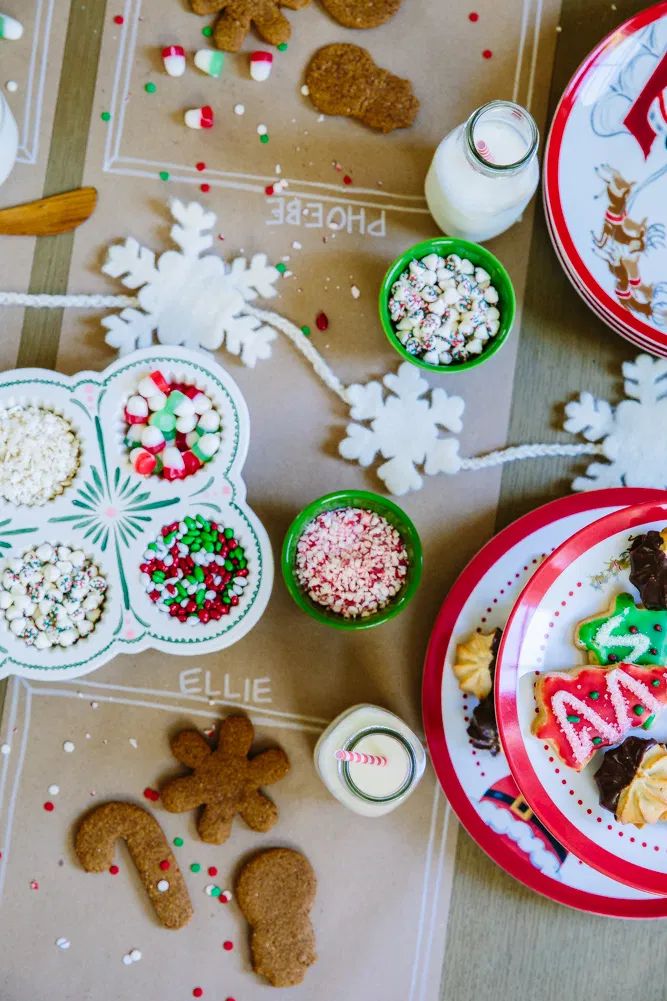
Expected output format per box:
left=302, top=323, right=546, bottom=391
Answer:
left=281, top=489, right=423, bottom=631
left=379, top=236, right=516, bottom=373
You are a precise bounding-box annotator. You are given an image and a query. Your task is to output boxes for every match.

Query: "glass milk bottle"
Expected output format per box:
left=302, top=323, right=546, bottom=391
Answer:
left=314, top=704, right=426, bottom=817
left=0, top=92, right=18, bottom=188
left=425, top=100, right=539, bottom=243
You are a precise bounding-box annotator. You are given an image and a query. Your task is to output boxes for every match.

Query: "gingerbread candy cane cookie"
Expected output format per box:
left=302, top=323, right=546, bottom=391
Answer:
left=74, top=801, right=193, bottom=929
left=236, top=848, right=317, bottom=987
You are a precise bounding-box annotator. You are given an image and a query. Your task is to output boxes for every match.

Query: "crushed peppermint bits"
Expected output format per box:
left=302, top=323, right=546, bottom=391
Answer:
left=388, top=251, right=500, bottom=366
left=295, top=508, right=408, bottom=618
left=0, top=405, right=80, bottom=506
left=142, top=517, right=249, bottom=624
left=0, top=544, right=107, bottom=649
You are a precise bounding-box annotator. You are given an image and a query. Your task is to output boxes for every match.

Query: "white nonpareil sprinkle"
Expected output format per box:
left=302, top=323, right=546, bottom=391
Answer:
left=0, top=743, right=10, bottom=755
left=130, top=949, right=142, bottom=962
left=156, top=879, right=170, bottom=893
left=55, top=937, right=71, bottom=950
left=63, top=741, right=75, bottom=753
left=295, top=507, right=409, bottom=619
left=0, top=406, right=80, bottom=506
left=129, top=738, right=138, bottom=749
left=48, top=784, right=60, bottom=795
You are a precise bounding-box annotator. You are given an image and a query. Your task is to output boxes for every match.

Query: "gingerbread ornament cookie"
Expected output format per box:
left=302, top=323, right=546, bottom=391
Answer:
left=575, top=592, right=667, bottom=666
left=190, top=0, right=310, bottom=52
left=305, top=43, right=418, bottom=133
left=236, top=848, right=317, bottom=987
left=320, top=0, right=401, bottom=28
left=74, top=801, right=193, bottom=929
left=160, top=716, right=290, bottom=844
left=533, top=663, right=667, bottom=771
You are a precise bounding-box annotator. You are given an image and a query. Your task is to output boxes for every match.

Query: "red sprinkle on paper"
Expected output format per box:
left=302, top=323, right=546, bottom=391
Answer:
left=469, top=11, right=479, bottom=21
left=193, top=989, right=203, bottom=998
left=143, top=787, right=159, bottom=802
left=482, top=49, right=493, bottom=59
left=223, top=941, right=234, bottom=951
left=196, top=162, right=206, bottom=172
left=343, top=175, right=352, bottom=185
left=315, top=311, right=329, bottom=331
left=207, top=866, right=218, bottom=877
left=113, top=14, right=124, bottom=24
left=200, top=183, right=210, bottom=193
left=43, top=801, right=55, bottom=812
left=159, top=859, right=170, bottom=871
left=30, top=880, right=39, bottom=890
left=265, top=185, right=274, bottom=196
left=109, top=865, right=120, bottom=875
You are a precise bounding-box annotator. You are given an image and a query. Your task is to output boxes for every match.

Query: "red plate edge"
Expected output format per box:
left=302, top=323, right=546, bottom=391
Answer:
left=496, top=497, right=667, bottom=896
left=422, top=487, right=667, bottom=916
left=544, top=1, right=667, bottom=347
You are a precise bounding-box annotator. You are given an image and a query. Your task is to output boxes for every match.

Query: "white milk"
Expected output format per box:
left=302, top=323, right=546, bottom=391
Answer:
left=314, top=704, right=426, bottom=817
left=0, top=93, right=18, bottom=188
left=425, top=100, right=539, bottom=243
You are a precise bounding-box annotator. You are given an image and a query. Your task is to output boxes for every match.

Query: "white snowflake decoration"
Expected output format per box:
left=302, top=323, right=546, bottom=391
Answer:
left=339, top=363, right=464, bottom=495
left=564, top=353, right=667, bottom=490
left=101, top=199, right=280, bottom=366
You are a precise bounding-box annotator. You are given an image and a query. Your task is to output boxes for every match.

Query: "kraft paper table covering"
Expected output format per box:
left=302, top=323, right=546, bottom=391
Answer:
left=0, top=0, right=626, bottom=999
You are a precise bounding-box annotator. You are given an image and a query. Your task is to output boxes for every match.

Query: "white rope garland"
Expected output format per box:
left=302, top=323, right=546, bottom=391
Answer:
left=0, top=291, right=139, bottom=309
left=460, top=442, right=603, bottom=471
left=0, top=289, right=603, bottom=477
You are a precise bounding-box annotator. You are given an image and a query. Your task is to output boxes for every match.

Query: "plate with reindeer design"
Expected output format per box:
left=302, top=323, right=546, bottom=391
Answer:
left=496, top=500, right=667, bottom=895
left=0, top=346, right=273, bottom=681
left=544, top=3, right=667, bottom=354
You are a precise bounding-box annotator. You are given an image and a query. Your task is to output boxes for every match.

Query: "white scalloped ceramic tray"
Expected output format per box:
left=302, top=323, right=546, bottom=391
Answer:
left=0, top=346, right=273, bottom=680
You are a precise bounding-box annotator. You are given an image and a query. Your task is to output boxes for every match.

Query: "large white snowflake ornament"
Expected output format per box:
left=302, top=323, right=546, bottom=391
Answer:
left=339, top=363, right=465, bottom=495
left=564, top=353, right=667, bottom=490
left=101, top=199, right=280, bottom=366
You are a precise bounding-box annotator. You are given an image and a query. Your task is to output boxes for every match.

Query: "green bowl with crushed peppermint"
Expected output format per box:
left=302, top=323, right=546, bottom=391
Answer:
left=281, top=490, right=423, bottom=631
left=379, top=237, right=516, bottom=372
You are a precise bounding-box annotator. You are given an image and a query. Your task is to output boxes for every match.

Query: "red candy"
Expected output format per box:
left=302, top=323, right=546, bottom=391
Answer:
left=315, top=311, right=329, bottom=331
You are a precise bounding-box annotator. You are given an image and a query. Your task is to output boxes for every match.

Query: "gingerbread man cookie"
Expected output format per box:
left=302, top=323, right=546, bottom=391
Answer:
left=190, top=0, right=310, bottom=52
left=74, top=801, right=193, bottom=929
left=236, top=848, right=317, bottom=987
left=305, top=43, right=418, bottom=133
left=159, top=716, right=290, bottom=844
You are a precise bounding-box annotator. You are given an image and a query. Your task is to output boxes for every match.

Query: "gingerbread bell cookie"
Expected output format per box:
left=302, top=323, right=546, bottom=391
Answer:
left=236, top=848, right=317, bottom=987
left=320, top=0, right=401, bottom=28
left=190, top=0, right=310, bottom=52
left=74, top=801, right=193, bottom=929
left=305, top=43, right=419, bottom=133
left=595, top=736, right=667, bottom=827
left=159, top=716, right=290, bottom=844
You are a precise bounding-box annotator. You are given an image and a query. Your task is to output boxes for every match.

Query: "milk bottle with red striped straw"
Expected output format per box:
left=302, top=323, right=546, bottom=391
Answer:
left=425, top=100, right=539, bottom=243
left=314, top=705, right=426, bottom=817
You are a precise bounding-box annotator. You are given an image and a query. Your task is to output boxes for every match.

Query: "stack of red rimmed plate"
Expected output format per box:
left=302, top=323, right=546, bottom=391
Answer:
left=543, top=3, right=667, bottom=355
left=423, top=489, right=667, bottom=915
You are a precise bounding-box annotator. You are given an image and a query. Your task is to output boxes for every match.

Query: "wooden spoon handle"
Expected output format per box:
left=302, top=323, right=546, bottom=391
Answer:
left=0, top=187, right=98, bottom=236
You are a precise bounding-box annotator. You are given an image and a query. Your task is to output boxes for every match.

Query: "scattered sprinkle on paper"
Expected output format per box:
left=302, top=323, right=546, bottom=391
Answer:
left=6, top=81, right=17, bottom=93
left=90, top=702, right=99, bottom=709
left=63, top=740, right=75, bottom=753
left=48, top=784, right=60, bottom=796
left=129, top=738, right=138, bottom=749
left=351, top=285, right=360, bottom=299
left=300, top=84, right=309, bottom=96
left=0, top=743, right=10, bottom=755
left=55, top=937, right=71, bottom=950
left=233, top=103, right=245, bottom=116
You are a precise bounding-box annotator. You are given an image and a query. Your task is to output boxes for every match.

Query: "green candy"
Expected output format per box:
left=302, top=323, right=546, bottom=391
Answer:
left=224, top=528, right=234, bottom=539
left=194, top=567, right=205, bottom=582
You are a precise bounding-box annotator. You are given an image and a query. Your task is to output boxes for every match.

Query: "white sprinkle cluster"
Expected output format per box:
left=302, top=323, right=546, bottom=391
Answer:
left=0, top=406, right=80, bottom=506
left=295, top=508, right=409, bottom=619
left=0, top=544, right=107, bottom=649
left=389, top=252, right=501, bottom=366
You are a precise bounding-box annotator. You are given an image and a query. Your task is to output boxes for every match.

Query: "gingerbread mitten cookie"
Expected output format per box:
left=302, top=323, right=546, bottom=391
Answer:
left=159, top=716, right=290, bottom=844
left=236, top=848, right=317, bottom=987
left=74, top=801, right=193, bottom=929
left=320, top=0, right=401, bottom=28
left=305, top=43, right=418, bottom=133
left=190, top=0, right=310, bottom=52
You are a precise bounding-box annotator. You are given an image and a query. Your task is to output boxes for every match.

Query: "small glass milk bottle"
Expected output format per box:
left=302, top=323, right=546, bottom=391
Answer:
left=425, top=100, right=539, bottom=243
left=314, top=704, right=426, bottom=817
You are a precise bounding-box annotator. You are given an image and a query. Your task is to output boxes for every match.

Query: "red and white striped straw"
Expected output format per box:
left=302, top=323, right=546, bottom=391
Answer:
left=335, top=749, right=388, bottom=766
left=476, top=139, right=495, bottom=163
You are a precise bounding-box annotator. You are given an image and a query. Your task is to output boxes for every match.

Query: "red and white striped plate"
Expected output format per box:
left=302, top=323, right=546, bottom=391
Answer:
left=544, top=3, right=667, bottom=355
left=423, top=488, right=667, bottom=916
left=496, top=499, right=667, bottom=895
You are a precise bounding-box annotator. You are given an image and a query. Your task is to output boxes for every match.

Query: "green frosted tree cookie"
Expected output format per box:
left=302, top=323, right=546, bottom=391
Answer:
left=576, top=592, right=667, bottom=666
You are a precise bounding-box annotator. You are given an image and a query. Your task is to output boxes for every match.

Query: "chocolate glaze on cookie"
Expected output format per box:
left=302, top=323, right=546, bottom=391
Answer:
left=629, top=531, right=667, bottom=610
left=466, top=627, right=502, bottom=755
left=594, top=735, right=657, bottom=815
